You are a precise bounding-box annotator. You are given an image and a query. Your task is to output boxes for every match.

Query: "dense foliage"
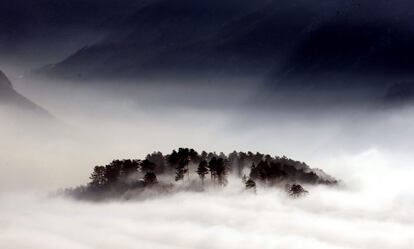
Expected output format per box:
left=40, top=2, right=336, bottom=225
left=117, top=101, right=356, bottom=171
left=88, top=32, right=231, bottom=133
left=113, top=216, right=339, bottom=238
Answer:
left=66, top=148, right=337, bottom=200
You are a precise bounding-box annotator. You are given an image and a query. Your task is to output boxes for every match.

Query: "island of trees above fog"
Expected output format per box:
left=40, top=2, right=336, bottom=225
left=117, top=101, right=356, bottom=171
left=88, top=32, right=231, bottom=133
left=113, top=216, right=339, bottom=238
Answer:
left=65, top=148, right=338, bottom=200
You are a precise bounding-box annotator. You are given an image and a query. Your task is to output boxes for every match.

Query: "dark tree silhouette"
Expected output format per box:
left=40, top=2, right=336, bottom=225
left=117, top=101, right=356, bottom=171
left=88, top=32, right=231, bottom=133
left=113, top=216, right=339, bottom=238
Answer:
left=169, top=148, right=199, bottom=180
left=229, top=151, right=243, bottom=177
left=88, top=160, right=140, bottom=189
left=188, top=148, right=200, bottom=164
left=249, top=162, right=258, bottom=180
left=245, top=178, right=256, bottom=191
left=250, top=160, right=287, bottom=185
left=144, top=172, right=158, bottom=185
left=167, top=150, right=180, bottom=167
left=103, top=160, right=123, bottom=185
left=215, top=157, right=228, bottom=186
left=206, top=157, right=228, bottom=186
left=119, top=159, right=140, bottom=179
left=145, top=152, right=166, bottom=173
left=69, top=148, right=337, bottom=200
left=141, top=159, right=156, bottom=173
left=200, top=151, right=208, bottom=161
left=287, top=184, right=308, bottom=198
left=89, top=166, right=107, bottom=188
left=196, top=159, right=209, bottom=183
left=175, top=159, right=188, bottom=181
left=208, top=157, right=218, bottom=183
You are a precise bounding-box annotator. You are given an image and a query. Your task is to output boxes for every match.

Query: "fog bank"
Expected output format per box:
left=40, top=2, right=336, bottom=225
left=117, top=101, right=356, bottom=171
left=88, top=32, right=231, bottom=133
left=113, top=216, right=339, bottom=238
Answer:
left=1, top=72, right=414, bottom=248
left=1, top=156, right=413, bottom=249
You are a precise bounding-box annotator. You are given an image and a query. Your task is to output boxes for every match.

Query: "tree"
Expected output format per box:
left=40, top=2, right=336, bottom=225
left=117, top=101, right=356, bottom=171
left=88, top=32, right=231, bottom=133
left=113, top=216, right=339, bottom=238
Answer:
left=196, top=159, right=209, bottom=183
left=215, top=158, right=228, bottom=186
left=104, top=160, right=123, bottom=185
left=206, top=157, right=228, bottom=186
left=188, top=148, right=200, bottom=164
left=175, top=159, right=188, bottom=181
left=208, top=157, right=218, bottom=183
left=179, top=148, right=199, bottom=178
left=169, top=148, right=198, bottom=180
left=141, top=159, right=156, bottom=173
left=144, top=172, right=158, bottom=186
left=286, top=184, right=308, bottom=198
left=256, top=160, right=269, bottom=183
left=167, top=150, right=180, bottom=170
left=245, top=178, right=256, bottom=192
left=229, top=151, right=242, bottom=176
left=249, top=163, right=259, bottom=180
left=89, top=166, right=107, bottom=188
left=249, top=160, right=286, bottom=185
left=119, top=159, right=140, bottom=179
left=146, top=152, right=166, bottom=173
left=74, top=147, right=337, bottom=201
left=200, top=151, right=208, bottom=160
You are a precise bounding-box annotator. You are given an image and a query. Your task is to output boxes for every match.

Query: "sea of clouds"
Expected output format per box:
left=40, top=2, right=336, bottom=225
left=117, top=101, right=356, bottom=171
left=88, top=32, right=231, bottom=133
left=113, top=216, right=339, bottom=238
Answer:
left=1, top=80, right=414, bottom=249
left=1, top=152, right=413, bottom=249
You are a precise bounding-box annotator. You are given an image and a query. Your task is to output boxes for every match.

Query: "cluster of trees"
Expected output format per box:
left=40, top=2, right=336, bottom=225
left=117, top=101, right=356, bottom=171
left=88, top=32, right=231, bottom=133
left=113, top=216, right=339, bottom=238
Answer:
left=87, top=159, right=158, bottom=194
left=249, top=160, right=326, bottom=185
left=286, top=184, right=309, bottom=198
left=69, top=148, right=336, bottom=199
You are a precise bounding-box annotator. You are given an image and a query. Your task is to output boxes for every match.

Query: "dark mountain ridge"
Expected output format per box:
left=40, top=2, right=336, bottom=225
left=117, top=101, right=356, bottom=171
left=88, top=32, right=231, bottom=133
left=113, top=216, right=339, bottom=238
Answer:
left=0, top=0, right=142, bottom=65
left=39, top=0, right=414, bottom=92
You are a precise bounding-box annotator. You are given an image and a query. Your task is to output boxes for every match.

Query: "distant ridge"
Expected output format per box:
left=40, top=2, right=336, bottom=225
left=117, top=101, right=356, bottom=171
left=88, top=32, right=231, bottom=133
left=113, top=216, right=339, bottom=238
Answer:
left=39, top=0, right=414, bottom=92
left=0, top=70, right=51, bottom=117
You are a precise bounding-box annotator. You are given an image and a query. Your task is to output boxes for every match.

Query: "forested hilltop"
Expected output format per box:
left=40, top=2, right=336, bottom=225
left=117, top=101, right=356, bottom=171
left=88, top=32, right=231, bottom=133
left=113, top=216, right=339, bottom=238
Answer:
left=65, top=148, right=338, bottom=200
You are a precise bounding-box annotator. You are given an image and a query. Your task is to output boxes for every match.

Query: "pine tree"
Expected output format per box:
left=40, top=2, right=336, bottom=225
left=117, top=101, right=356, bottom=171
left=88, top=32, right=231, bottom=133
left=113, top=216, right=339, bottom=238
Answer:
left=89, top=166, right=107, bottom=188
left=144, top=172, right=158, bottom=186
left=287, top=184, right=308, bottom=198
left=141, top=159, right=156, bottom=173
left=208, top=157, right=218, bottom=183
left=245, top=178, right=256, bottom=192
left=215, top=158, right=227, bottom=186
left=175, top=159, right=188, bottom=181
left=196, top=159, right=209, bottom=183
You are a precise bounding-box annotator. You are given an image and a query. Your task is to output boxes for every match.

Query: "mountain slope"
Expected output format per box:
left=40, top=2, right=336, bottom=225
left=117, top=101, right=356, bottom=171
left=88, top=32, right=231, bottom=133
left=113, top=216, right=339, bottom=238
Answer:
left=0, top=0, right=141, bottom=65
left=271, top=18, right=414, bottom=91
left=39, top=0, right=414, bottom=95
left=0, top=70, right=51, bottom=116
left=42, top=0, right=338, bottom=80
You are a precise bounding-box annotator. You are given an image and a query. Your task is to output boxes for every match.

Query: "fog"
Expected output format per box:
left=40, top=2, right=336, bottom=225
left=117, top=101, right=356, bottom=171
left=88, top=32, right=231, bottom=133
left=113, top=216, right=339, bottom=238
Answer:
left=1, top=72, right=414, bottom=248
left=1, top=160, right=413, bottom=249
left=1, top=0, right=414, bottom=246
